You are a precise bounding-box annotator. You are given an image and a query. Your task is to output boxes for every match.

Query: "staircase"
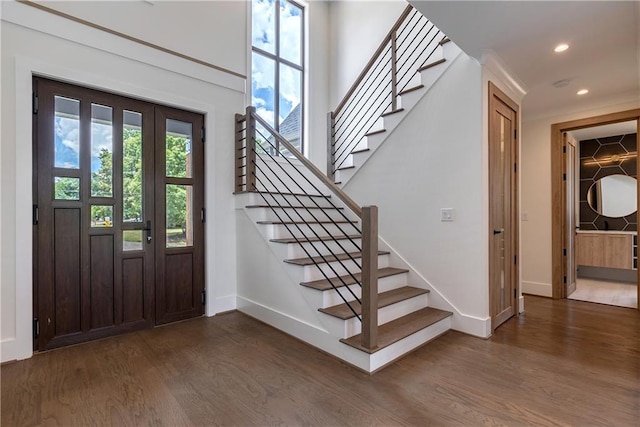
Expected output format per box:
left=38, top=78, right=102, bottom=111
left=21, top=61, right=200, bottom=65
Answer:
left=234, top=108, right=452, bottom=372
left=233, top=6, right=458, bottom=373
left=329, top=6, right=462, bottom=185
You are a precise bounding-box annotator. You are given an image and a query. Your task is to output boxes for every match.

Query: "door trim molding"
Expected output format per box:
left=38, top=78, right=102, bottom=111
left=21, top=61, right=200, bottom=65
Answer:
left=488, top=81, right=519, bottom=331
left=550, top=108, right=640, bottom=307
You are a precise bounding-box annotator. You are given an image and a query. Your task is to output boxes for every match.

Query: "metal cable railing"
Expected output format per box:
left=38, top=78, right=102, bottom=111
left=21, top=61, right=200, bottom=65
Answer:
left=235, top=107, right=380, bottom=347
left=327, top=5, right=447, bottom=178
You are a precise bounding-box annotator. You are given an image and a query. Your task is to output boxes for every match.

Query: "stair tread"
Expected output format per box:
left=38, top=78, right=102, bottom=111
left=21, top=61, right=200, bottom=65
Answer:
left=351, top=148, right=371, bottom=155
left=340, top=307, right=453, bottom=354
left=246, top=205, right=344, bottom=210
left=257, top=220, right=357, bottom=225
left=364, top=129, right=386, bottom=137
left=318, top=286, right=429, bottom=319
left=300, top=267, right=409, bottom=291
left=284, top=250, right=389, bottom=266
left=271, top=234, right=361, bottom=244
left=399, top=84, right=425, bottom=96
left=336, top=165, right=355, bottom=171
left=439, top=37, right=451, bottom=45
left=418, top=58, right=446, bottom=72
left=381, top=108, right=405, bottom=118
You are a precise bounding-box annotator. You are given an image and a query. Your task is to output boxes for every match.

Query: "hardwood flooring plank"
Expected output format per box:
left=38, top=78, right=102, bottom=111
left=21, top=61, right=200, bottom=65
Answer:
left=2, top=296, right=639, bottom=426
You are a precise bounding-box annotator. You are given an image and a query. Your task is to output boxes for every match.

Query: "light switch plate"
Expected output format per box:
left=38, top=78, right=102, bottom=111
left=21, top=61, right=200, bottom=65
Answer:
left=441, top=208, right=454, bottom=222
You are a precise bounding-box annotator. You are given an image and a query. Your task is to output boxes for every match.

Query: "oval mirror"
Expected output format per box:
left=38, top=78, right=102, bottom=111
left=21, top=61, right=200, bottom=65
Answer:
left=587, top=174, right=637, bottom=218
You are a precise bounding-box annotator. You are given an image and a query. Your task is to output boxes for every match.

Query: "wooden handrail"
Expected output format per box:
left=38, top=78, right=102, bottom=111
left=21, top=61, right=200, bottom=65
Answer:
left=250, top=108, right=363, bottom=217
left=333, top=5, right=413, bottom=116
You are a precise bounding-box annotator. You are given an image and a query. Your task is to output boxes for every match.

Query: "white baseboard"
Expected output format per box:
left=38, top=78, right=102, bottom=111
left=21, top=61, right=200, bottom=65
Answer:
left=209, top=295, right=237, bottom=316
left=236, top=295, right=371, bottom=371
left=1, top=337, right=31, bottom=363
left=522, top=281, right=552, bottom=297
left=519, top=295, right=525, bottom=313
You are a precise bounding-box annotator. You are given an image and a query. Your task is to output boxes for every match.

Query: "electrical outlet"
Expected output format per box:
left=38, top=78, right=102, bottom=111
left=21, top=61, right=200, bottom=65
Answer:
left=441, top=208, right=454, bottom=222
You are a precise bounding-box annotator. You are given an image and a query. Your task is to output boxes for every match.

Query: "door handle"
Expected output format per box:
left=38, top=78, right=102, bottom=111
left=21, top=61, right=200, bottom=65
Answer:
left=143, top=220, right=152, bottom=244
left=493, top=229, right=504, bottom=235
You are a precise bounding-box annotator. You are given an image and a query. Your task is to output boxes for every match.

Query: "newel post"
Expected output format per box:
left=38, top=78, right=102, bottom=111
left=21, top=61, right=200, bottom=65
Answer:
left=361, top=205, right=379, bottom=350
left=245, top=106, right=257, bottom=192
left=327, top=111, right=335, bottom=181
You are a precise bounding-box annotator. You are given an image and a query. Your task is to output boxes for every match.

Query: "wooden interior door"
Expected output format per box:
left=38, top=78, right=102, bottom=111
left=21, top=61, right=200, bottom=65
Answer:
left=34, top=78, right=205, bottom=350
left=489, top=82, right=519, bottom=331
left=564, top=132, right=578, bottom=296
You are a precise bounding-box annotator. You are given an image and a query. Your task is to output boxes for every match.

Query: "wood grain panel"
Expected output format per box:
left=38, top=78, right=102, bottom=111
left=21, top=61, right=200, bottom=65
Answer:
left=165, top=253, right=194, bottom=314
left=54, top=208, right=82, bottom=335
left=3, top=296, right=638, bottom=426
left=576, top=233, right=632, bottom=269
left=90, top=235, right=115, bottom=329
left=576, top=234, right=605, bottom=266
left=122, top=258, right=144, bottom=323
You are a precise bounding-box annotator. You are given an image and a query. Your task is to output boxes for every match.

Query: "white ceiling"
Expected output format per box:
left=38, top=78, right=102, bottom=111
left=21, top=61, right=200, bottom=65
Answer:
left=410, top=1, right=640, bottom=119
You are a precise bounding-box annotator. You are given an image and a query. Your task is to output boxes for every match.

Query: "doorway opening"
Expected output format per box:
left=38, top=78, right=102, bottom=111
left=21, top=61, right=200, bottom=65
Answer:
left=551, top=109, right=640, bottom=310
left=33, top=77, right=206, bottom=351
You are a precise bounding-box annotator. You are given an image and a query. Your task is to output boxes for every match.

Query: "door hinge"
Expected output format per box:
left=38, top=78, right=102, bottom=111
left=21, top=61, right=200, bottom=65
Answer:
left=514, top=163, right=517, bottom=173
left=201, top=291, right=206, bottom=306
left=32, top=93, right=39, bottom=114
left=514, top=288, right=517, bottom=298
left=563, top=146, right=567, bottom=153
left=33, top=318, right=40, bottom=338
left=202, top=127, right=206, bottom=143
left=514, top=129, right=517, bottom=139
left=33, top=205, right=39, bottom=225
left=200, top=208, right=206, bottom=223
left=563, top=275, right=567, bottom=284
left=563, top=248, right=567, bottom=256
left=563, top=173, right=566, bottom=181
left=514, top=255, right=517, bottom=265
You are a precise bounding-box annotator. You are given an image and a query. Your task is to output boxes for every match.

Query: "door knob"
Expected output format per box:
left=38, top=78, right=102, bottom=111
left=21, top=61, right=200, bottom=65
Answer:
left=493, top=229, right=504, bottom=235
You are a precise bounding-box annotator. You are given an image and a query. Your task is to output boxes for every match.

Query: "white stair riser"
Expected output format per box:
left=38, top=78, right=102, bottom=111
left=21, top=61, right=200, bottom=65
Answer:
left=320, top=293, right=430, bottom=339
left=264, top=222, right=361, bottom=240
left=398, top=87, right=425, bottom=111
left=301, top=254, right=390, bottom=282
left=320, top=272, right=409, bottom=307
left=335, top=167, right=356, bottom=185
left=286, top=238, right=363, bottom=259
left=245, top=192, right=335, bottom=209
left=252, top=207, right=354, bottom=224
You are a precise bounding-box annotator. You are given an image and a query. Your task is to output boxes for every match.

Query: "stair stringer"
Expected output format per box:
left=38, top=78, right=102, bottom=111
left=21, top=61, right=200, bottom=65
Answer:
left=335, top=42, right=463, bottom=186
left=378, top=236, right=492, bottom=338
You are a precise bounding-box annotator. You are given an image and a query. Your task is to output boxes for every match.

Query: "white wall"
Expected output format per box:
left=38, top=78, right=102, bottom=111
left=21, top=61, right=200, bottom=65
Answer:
left=520, top=99, right=640, bottom=297
left=0, top=1, right=246, bottom=362
left=343, top=54, right=490, bottom=324
left=328, top=0, right=407, bottom=108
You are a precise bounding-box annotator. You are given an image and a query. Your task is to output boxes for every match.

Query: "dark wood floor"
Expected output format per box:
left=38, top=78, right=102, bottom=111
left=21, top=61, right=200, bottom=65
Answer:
left=2, top=296, right=639, bottom=426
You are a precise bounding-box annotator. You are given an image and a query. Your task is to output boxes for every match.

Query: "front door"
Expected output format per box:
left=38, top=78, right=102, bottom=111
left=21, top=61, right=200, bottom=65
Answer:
left=489, top=82, right=519, bottom=331
left=33, top=78, right=205, bottom=350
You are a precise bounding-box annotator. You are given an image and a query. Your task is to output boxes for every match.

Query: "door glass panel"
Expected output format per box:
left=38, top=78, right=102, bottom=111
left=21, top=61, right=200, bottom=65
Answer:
left=123, top=230, right=143, bottom=251
left=91, top=104, right=114, bottom=197
left=123, top=111, right=143, bottom=223
left=91, top=205, right=113, bottom=227
left=54, top=96, right=80, bottom=169
left=54, top=176, right=80, bottom=200
left=166, top=184, right=193, bottom=248
left=166, top=119, right=192, bottom=178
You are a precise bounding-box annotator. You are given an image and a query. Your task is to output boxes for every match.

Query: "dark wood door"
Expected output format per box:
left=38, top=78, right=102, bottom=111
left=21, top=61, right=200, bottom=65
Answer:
left=154, top=106, right=205, bottom=324
left=33, top=78, right=204, bottom=350
left=489, top=82, right=519, bottom=332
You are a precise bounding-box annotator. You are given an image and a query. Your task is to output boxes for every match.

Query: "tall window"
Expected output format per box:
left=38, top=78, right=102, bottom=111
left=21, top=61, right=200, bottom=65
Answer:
left=252, top=0, right=304, bottom=154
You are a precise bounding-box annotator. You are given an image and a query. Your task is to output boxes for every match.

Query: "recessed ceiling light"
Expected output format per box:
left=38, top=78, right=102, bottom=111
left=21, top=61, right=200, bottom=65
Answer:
left=577, top=89, right=589, bottom=95
left=554, top=43, right=569, bottom=53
